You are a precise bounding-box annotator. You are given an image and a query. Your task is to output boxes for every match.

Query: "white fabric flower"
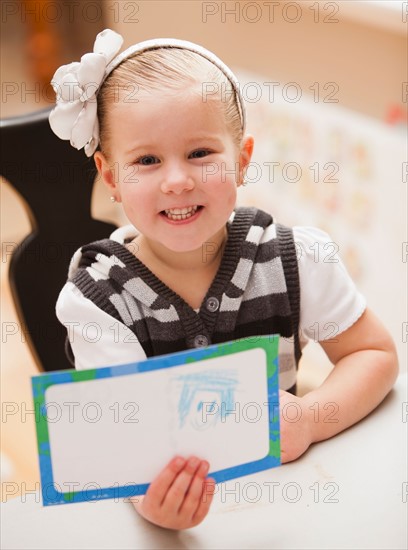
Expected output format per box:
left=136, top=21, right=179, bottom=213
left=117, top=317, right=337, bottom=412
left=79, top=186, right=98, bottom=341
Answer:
left=49, top=29, right=123, bottom=157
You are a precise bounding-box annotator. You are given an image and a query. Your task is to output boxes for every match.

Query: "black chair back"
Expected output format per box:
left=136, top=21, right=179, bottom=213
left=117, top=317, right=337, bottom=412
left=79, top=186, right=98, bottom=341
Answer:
left=1, top=107, right=117, bottom=371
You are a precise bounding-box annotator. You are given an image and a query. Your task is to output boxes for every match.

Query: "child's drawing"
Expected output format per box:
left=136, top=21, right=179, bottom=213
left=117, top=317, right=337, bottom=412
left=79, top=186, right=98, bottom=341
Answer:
left=174, top=370, right=238, bottom=431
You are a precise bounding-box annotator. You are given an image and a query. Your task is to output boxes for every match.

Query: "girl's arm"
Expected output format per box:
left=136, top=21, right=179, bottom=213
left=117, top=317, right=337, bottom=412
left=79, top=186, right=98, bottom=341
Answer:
left=280, top=307, right=399, bottom=462
left=56, top=281, right=148, bottom=369
left=304, top=306, right=398, bottom=443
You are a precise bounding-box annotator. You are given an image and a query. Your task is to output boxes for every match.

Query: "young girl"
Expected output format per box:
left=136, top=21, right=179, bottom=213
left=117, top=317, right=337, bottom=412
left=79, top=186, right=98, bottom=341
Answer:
left=50, top=29, right=398, bottom=530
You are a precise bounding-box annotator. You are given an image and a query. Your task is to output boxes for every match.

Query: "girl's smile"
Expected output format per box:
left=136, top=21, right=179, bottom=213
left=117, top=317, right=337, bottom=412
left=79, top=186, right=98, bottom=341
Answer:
left=160, top=204, right=204, bottom=222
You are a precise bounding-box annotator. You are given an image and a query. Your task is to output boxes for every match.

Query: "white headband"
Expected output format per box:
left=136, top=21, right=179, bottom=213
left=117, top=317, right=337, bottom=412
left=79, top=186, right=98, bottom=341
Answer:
left=48, top=29, right=246, bottom=157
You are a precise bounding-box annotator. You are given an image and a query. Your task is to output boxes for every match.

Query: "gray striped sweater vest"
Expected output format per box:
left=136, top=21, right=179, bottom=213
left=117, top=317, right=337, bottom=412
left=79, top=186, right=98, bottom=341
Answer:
left=68, top=207, right=301, bottom=393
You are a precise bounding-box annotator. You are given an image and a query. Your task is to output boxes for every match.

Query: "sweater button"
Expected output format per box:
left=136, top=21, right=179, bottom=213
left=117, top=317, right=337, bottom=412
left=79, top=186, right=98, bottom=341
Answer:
left=205, top=297, right=219, bottom=312
left=193, top=334, right=208, bottom=347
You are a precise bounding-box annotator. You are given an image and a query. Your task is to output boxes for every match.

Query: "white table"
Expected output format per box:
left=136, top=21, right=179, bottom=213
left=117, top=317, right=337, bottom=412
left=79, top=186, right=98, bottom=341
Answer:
left=2, top=374, right=407, bottom=550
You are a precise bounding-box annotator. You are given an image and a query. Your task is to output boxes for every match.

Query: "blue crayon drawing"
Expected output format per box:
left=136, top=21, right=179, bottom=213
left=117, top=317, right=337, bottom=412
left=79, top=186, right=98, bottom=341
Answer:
left=175, top=370, right=238, bottom=430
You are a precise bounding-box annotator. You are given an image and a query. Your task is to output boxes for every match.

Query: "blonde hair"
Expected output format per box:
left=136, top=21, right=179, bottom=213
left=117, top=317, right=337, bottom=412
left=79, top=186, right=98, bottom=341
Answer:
left=97, top=48, right=243, bottom=155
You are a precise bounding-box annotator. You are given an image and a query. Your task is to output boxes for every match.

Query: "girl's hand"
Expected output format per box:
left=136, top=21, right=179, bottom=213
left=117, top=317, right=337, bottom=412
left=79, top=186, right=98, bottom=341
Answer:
left=279, top=390, right=314, bottom=463
left=131, top=456, right=216, bottom=530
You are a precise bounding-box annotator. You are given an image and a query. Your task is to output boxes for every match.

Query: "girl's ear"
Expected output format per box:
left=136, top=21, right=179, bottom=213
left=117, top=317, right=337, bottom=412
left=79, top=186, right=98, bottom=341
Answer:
left=238, top=135, right=254, bottom=186
left=94, top=151, right=121, bottom=202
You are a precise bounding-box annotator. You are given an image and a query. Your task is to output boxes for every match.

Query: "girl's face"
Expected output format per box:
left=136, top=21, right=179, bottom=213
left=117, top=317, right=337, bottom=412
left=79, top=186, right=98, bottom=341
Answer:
left=95, top=89, right=253, bottom=257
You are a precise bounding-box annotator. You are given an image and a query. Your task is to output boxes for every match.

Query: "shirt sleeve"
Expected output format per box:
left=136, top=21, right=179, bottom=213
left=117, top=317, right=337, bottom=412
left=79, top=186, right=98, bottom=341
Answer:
left=56, top=282, right=147, bottom=370
left=292, top=226, right=367, bottom=342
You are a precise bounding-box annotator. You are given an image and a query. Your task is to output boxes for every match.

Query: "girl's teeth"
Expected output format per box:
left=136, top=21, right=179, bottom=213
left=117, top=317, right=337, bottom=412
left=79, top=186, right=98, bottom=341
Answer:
left=164, top=206, right=199, bottom=220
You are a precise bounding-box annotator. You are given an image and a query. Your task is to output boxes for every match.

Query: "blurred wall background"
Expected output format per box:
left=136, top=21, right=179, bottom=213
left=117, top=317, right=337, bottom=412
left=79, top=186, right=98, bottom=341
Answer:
left=1, top=0, right=407, bottom=500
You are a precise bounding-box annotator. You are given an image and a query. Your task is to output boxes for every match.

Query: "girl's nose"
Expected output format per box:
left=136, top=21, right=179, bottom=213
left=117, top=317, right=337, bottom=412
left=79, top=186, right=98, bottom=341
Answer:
left=160, top=163, right=195, bottom=194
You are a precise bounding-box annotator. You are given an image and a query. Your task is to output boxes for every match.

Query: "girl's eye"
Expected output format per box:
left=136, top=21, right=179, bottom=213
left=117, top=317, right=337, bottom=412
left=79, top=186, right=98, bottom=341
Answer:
left=136, top=155, right=159, bottom=166
left=190, top=149, right=212, bottom=159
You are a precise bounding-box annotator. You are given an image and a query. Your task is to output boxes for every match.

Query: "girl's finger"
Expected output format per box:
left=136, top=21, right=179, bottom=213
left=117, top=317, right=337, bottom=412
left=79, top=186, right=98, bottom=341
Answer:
left=161, top=456, right=201, bottom=511
left=177, top=460, right=209, bottom=515
left=191, top=478, right=216, bottom=526
left=145, top=456, right=186, bottom=506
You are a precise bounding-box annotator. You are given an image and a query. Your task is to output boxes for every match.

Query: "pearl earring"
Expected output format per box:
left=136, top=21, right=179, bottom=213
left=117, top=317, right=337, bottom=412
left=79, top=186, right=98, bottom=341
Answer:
left=110, top=196, right=116, bottom=203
